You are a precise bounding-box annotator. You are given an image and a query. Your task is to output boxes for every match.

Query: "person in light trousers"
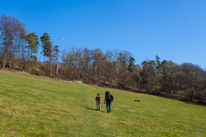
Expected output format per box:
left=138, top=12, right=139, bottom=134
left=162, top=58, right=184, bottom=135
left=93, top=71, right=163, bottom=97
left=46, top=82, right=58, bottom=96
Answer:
left=95, top=93, right=101, bottom=111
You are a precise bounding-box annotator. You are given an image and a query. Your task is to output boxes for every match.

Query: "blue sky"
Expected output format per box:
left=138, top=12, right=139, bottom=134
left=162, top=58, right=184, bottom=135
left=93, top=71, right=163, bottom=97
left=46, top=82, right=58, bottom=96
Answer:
left=1, top=0, right=206, bottom=68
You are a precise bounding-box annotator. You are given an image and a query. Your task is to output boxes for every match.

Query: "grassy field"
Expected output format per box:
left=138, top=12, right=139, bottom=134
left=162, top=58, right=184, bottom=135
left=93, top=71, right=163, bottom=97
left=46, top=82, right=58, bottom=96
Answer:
left=0, top=70, right=206, bottom=137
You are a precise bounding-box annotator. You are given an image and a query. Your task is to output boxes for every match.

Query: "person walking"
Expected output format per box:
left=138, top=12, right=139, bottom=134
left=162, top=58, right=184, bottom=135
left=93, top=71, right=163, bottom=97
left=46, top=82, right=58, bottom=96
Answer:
left=95, top=93, right=101, bottom=111
left=104, top=91, right=114, bottom=113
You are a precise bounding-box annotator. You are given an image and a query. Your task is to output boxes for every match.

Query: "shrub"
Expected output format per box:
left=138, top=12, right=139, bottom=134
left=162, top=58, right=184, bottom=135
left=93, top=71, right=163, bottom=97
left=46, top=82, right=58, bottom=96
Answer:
left=83, top=80, right=91, bottom=84
left=37, top=71, right=44, bottom=76
left=30, top=69, right=39, bottom=75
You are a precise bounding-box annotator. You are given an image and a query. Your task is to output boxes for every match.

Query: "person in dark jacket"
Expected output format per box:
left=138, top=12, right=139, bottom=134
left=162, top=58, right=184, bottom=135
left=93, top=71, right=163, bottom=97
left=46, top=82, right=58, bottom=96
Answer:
left=104, top=91, right=113, bottom=113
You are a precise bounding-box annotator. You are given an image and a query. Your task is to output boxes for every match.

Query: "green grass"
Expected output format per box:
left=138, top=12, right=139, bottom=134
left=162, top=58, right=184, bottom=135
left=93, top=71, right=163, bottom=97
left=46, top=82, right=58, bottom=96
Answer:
left=0, top=70, right=206, bottom=137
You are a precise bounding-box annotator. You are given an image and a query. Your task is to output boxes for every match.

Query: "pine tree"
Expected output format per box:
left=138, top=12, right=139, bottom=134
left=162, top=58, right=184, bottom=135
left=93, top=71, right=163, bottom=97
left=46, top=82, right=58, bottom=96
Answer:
left=40, top=33, right=52, bottom=76
left=52, top=45, right=59, bottom=75
left=26, top=32, right=39, bottom=62
left=128, top=57, right=135, bottom=72
left=156, top=55, right=161, bottom=68
left=40, top=33, right=52, bottom=62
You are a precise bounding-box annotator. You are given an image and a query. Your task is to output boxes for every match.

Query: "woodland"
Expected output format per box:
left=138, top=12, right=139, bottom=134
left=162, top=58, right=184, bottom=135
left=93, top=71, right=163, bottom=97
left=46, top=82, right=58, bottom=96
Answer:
left=1, top=14, right=206, bottom=104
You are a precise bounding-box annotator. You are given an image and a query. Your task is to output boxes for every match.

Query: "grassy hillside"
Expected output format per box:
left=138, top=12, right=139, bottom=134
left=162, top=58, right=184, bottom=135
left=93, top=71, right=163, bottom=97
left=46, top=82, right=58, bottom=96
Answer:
left=0, top=70, right=206, bottom=137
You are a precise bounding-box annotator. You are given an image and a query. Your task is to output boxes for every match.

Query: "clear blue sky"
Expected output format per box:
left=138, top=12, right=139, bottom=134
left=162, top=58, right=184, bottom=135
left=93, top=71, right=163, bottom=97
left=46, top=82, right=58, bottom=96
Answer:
left=1, top=0, right=206, bottom=69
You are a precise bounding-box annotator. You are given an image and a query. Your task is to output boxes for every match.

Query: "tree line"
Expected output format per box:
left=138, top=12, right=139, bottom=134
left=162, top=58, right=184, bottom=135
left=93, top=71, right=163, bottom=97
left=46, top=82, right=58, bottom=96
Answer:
left=0, top=15, right=59, bottom=76
left=1, top=14, right=206, bottom=103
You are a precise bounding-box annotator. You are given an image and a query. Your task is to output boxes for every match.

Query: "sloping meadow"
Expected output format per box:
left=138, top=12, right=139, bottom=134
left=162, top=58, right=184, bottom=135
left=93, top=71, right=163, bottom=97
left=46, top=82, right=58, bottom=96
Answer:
left=0, top=70, right=206, bottom=137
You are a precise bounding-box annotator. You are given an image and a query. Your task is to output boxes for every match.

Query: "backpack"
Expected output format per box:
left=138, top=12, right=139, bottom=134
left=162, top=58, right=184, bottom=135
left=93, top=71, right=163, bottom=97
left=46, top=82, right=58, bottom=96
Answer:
left=106, top=94, right=114, bottom=102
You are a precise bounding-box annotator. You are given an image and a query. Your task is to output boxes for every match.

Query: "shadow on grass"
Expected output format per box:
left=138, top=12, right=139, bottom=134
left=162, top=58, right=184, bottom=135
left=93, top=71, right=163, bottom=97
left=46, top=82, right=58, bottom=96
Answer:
left=82, top=106, right=105, bottom=113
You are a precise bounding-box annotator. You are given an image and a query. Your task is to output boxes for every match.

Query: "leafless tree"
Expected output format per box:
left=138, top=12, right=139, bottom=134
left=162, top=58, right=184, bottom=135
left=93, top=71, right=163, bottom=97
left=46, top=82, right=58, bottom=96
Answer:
left=180, top=63, right=205, bottom=101
left=0, top=14, right=26, bottom=70
left=160, top=61, right=183, bottom=95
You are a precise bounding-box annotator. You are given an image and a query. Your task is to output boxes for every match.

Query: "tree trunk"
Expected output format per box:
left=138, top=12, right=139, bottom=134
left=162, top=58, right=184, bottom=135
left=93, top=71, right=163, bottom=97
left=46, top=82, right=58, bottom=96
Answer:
left=9, top=58, right=12, bottom=70
left=49, top=57, right=52, bottom=76
left=3, top=59, right=6, bottom=69
left=49, top=63, right=51, bottom=76
left=56, top=58, right=59, bottom=75
left=191, top=90, right=194, bottom=101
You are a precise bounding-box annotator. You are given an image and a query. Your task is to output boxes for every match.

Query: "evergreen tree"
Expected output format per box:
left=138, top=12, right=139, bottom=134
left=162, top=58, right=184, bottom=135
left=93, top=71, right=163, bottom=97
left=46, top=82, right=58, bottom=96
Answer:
left=142, top=60, right=157, bottom=67
left=26, top=32, right=40, bottom=62
left=128, top=57, right=135, bottom=72
left=40, top=33, right=52, bottom=62
left=40, top=33, right=52, bottom=76
left=155, top=55, right=161, bottom=68
left=161, top=60, right=167, bottom=65
left=52, top=45, right=59, bottom=75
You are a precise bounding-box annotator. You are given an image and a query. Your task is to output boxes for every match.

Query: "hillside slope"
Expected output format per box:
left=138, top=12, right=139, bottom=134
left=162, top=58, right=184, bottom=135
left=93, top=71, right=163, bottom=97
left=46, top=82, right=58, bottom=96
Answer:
left=0, top=70, right=206, bottom=137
